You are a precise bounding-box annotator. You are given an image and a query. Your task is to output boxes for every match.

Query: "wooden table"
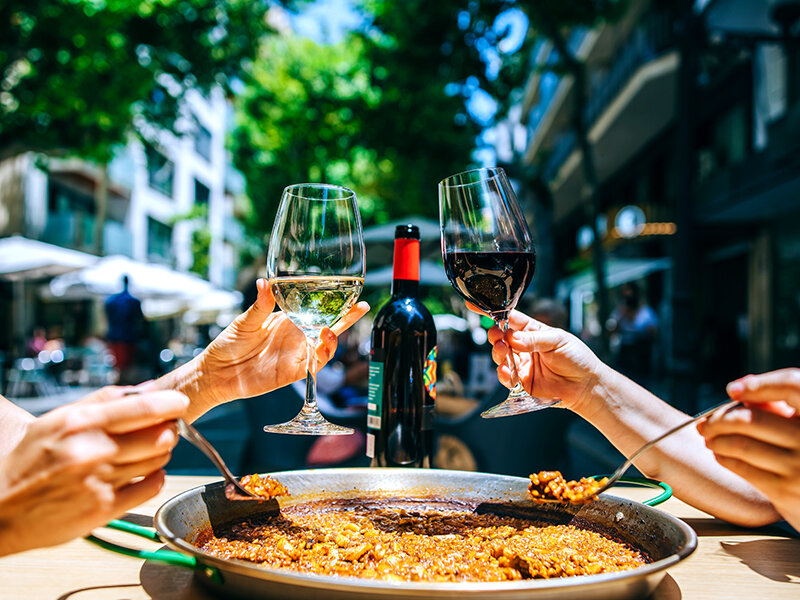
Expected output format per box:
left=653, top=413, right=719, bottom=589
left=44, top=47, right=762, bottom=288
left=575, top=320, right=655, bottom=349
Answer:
left=1, top=475, right=798, bottom=599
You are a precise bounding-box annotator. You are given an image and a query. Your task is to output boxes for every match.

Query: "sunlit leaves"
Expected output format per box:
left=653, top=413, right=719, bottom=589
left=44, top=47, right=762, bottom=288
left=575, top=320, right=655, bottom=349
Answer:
left=0, top=0, right=268, bottom=162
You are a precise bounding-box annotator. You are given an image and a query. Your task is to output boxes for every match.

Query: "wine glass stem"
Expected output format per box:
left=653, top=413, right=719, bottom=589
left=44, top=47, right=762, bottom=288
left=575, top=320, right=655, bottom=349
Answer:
left=498, top=317, right=525, bottom=392
left=303, top=333, right=319, bottom=414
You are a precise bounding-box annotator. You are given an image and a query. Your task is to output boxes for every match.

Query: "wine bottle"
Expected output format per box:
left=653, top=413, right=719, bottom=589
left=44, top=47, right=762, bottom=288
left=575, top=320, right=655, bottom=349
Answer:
left=367, top=224, right=437, bottom=467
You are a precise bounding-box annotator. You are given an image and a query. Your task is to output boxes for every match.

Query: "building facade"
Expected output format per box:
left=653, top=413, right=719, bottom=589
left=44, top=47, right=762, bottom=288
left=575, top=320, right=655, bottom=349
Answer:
left=0, top=87, right=244, bottom=354
left=517, top=0, right=800, bottom=400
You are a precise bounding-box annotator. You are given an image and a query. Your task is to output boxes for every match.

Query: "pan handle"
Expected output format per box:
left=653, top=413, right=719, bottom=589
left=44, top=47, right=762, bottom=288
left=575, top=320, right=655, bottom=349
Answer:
left=595, top=476, right=673, bottom=506
left=85, top=519, right=223, bottom=584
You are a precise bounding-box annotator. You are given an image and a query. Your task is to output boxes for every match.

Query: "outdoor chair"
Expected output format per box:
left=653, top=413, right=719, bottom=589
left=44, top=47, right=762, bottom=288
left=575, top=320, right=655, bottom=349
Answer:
left=5, top=357, right=62, bottom=398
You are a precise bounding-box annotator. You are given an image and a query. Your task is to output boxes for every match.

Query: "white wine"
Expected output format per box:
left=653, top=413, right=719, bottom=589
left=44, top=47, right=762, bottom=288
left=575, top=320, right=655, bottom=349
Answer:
left=270, top=276, right=364, bottom=335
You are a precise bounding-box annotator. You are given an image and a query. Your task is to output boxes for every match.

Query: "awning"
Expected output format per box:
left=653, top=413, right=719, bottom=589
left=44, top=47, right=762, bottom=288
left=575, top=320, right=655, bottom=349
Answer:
left=0, top=236, right=97, bottom=281
left=556, top=257, right=672, bottom=298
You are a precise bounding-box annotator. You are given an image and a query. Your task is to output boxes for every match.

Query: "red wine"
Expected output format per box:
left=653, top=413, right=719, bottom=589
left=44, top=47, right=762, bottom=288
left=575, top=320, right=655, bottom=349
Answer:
left=368, top=225, right=437, bottom=468
left=443, top=250, right=536, bottom=317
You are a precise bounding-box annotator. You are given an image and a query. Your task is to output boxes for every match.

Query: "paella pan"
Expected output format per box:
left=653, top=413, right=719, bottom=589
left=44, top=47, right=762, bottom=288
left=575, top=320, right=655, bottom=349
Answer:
left=92, top=468, right=696, bottom=600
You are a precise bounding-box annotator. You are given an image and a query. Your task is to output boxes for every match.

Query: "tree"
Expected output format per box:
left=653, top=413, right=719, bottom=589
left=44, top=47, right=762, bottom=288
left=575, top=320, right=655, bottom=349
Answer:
left=354, top=0, right=488, bottom=219
left=231, top=34, right=386, bottom=234
left=475, top=0, right=628, bottom=353
left=1, top=0, right=269, bottom=252
left=232, top=0, right=519, bottom=237
left=1, top=0, right=269, bottom=162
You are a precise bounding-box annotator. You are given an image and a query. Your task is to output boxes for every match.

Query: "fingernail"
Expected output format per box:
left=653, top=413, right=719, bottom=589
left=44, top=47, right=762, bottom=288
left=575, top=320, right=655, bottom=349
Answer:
left=159, top=426, right=178, bottom=447
left=727, top=381, right=745, bottom=396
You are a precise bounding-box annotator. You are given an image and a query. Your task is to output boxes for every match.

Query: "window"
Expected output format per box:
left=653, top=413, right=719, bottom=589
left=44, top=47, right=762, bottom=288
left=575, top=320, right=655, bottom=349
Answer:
left=194, top=178, right=210, bottom=206
left=194, top=122, right=212, bottom=161
left=48, top=178, right=94, bottom=214
left=147, top=217, right=173, bottom=265
left=146, top=145, right=174, bottom=197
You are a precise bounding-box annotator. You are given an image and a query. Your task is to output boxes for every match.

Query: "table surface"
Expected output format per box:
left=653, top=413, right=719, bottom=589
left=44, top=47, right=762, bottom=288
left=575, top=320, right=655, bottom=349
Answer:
left=1, top=475, right=798, bottom=599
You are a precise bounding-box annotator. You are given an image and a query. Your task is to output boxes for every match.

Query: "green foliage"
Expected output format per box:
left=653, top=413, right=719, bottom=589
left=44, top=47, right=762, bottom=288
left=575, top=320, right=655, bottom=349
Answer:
left=190, top=225, right=212, bottom=278
left=0, top=0, right=268, bottom=162
left=231, top=35, right=385, bottom=234
left=232, top=0, right=524, bottom=236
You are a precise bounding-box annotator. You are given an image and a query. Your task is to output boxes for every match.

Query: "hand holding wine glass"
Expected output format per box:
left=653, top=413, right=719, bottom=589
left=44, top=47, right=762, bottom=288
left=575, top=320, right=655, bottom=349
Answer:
left=438, top=167, right=560, bottom=417
left=265, top=183, right=366, bottom=435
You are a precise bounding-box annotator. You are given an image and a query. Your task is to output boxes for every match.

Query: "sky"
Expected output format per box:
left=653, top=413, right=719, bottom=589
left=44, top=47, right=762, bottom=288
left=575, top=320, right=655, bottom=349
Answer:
left=289, top=0, right=366, bottom=44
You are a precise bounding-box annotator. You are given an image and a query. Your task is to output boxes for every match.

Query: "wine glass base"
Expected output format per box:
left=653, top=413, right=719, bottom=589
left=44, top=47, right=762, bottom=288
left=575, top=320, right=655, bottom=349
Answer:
left=263, top=412, right=354, bottom=436
left=481, top=392, right=561, bottom=418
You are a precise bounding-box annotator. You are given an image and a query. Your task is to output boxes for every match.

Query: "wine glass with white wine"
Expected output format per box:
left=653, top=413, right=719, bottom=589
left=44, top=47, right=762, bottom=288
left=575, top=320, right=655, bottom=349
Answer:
left=265, top=183, right=365, bottom=435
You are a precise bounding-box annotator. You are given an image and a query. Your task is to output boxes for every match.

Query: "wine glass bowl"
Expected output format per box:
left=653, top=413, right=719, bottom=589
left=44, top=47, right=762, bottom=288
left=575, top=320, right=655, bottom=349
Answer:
left=439, top=167, right=560, bottom=418
left=265, top=183, right=365, bottom=435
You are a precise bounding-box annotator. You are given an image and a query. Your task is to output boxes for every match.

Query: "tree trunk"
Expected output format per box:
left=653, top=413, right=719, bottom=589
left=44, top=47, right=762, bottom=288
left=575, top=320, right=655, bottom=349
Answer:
left=93, top=162, right=109, bottom=255
left=528, top=176, right=556, bottom=298
left=572, top=61, right=611, bottom=359
left=528, top=6, right=611, bottom=357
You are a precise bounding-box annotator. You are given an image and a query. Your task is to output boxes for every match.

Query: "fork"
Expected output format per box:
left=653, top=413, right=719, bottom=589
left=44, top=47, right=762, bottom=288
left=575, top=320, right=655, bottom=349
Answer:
left=175, top=419, right=262, bottom=501
left=538, top=399, right=742, bottom=504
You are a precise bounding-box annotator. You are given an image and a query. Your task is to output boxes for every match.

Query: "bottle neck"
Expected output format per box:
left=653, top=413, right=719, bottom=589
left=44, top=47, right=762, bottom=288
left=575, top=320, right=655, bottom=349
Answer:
left=391, top=237, right=420, bottom=298
left=391, top=278, right=419, bottom=298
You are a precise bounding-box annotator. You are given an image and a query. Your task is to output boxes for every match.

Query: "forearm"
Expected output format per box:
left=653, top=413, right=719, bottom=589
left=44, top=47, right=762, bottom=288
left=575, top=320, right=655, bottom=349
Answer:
left=0, top=397, right=34, bottom=459
left=578, top=366, right=780, bottom=527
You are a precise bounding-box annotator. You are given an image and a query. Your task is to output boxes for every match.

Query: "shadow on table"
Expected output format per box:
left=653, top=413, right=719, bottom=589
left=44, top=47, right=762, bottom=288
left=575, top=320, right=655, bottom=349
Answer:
left=140, top=558, right=217, bottom=600
left=57, top=584, right=143, bottom=600
left=650, top=573, right=682, bottom=600
left=118, top=511, right=153, bottom=527
left=720, top=539, right=800, bottom=583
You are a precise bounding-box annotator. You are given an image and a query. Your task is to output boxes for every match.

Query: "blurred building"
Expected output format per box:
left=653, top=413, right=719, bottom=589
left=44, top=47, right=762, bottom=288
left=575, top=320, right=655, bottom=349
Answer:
left=0, top=87, right=245, bottom=355
left=518, top=0, right=800, bottom=392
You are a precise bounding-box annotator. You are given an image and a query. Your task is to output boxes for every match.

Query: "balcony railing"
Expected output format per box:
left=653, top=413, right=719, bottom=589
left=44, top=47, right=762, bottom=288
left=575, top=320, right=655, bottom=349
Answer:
left=583, top=10, right=676, bottom=127
left=541, top=10, right=677, bottom=181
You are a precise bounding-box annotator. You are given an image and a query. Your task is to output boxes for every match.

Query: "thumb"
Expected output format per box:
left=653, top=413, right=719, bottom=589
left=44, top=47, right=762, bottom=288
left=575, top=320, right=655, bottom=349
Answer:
left=507, top=330, right=565, bottom=354
left=235, top=278, right=276, bottom=331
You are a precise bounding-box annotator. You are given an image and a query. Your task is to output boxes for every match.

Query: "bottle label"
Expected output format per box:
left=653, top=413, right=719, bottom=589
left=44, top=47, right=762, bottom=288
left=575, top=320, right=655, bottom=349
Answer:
left=367, top=360, right=383, bottom=430
left=366, top=432, right=375, bottom=459
left=393, top=238, right=420, bottom=281
left=423, top=346, right=437, bottom=400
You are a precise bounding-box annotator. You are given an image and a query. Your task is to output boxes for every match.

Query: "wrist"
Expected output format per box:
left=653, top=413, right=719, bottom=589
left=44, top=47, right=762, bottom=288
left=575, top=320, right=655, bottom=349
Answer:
left=572, top=360, right=616, bottom=422
left=155, top=354, right=225, bottom=422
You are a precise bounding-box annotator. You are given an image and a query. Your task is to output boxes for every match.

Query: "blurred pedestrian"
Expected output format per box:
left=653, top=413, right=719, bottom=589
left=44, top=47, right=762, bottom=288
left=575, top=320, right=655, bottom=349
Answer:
left=607, top=282, right=658, bottom=381
left=25, top=327, right=47, bottom=357
left=105, top=275, right=145, bottom=385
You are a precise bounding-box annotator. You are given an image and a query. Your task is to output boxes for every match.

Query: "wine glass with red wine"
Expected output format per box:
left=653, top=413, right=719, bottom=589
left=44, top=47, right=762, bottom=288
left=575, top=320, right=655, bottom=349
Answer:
left=439, top=167, right=560, bottom=418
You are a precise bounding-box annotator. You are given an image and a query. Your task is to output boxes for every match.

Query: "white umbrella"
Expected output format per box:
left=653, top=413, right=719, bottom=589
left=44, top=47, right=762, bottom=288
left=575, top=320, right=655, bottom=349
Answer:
left=0, top=236, right=99, bottom=346
left=182, top=289, right=243, bottom=325
left=0, top=236, right=97, bottom=281
left=48, top=255, right=213, bottom=300
left=47, top=255, right=242, bottom=322
left=433, top=314, right=469, bottom=331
